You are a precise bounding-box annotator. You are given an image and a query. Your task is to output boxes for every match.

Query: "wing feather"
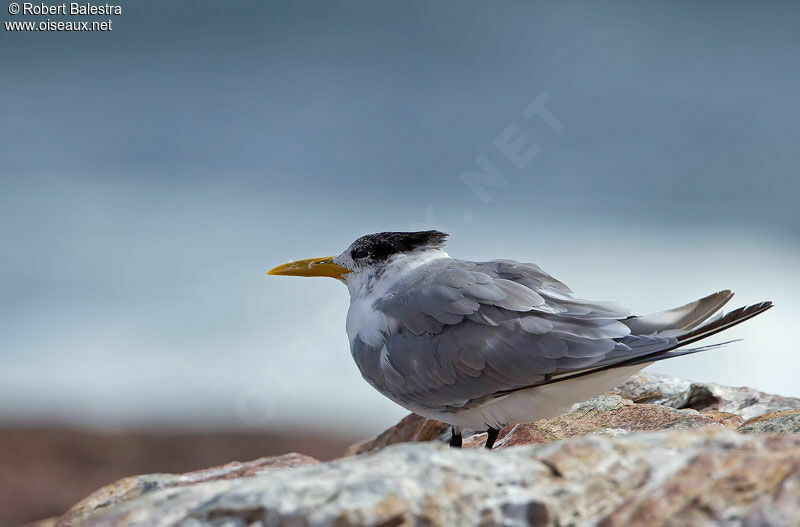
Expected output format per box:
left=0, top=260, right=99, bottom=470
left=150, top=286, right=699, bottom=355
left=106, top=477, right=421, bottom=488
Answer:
left=359, top=259, right=653, bottom=412
left=351, top=258, right=769, bottom=419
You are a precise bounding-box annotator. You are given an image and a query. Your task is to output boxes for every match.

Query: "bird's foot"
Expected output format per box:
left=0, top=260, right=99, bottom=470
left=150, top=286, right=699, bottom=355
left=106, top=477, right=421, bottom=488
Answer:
left=484, top=427, right=499, bottom=450
left=449, top=427, right=462, bottom=448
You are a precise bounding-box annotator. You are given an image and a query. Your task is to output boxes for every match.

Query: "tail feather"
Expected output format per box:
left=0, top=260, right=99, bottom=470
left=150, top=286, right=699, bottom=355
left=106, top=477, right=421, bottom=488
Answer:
left=547, top=300, right=773, bottom=385
left=623, top=290, right=735, bottom=336
left=675, top=301, right=773, bottom=346
left=623, top=339, right=740, bottom=366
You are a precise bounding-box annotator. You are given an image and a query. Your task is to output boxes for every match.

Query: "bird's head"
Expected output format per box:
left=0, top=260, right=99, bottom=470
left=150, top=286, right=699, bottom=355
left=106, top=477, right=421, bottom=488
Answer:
left=267, top=230, right=449, bottom=284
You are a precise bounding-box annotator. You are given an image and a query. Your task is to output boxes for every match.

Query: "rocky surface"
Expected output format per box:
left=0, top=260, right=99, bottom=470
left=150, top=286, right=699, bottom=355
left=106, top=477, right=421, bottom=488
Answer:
left=349, top=372, right=800, bottom=455
left=612, top=372, right=800, bottom=419
left=1, top=427, right=356, bottom=527
left=55, top=454, right=319, bottom=527
left=739, top=409, right=800, bottom=435
left=25, top=373, right=800, bottom=527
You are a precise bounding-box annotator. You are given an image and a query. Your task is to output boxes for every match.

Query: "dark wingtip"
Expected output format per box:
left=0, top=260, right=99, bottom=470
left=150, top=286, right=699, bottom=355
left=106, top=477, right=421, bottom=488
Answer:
left=676, top=299, right=774, bottom=345
left=747, top=300, right=774, bottom=313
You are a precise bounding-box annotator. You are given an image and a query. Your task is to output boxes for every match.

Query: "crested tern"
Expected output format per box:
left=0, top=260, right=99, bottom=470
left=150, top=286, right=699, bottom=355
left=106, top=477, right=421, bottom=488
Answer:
left=268, top=231, right=772, bottom=449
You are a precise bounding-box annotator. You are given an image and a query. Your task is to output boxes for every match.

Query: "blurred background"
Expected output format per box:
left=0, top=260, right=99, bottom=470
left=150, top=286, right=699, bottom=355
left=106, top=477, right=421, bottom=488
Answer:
left=2, top=1, right=799, bottom=524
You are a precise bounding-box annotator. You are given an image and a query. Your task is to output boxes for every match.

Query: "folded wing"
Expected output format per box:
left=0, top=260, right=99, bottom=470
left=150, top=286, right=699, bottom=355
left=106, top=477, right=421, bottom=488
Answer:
left=358, top=260, right=640, bottom=411
left=353, top=259, right=772, bottom=414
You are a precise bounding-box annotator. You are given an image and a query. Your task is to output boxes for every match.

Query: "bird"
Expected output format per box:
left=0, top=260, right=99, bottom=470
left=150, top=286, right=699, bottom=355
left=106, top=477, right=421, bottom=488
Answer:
left=268, top=230, right=772, bottom=450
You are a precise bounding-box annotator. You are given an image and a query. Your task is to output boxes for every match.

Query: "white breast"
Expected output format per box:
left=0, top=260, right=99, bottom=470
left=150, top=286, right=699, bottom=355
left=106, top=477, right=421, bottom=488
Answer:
left=346, top=293, right=395, bottom=348
left=345, top=249, right=448, bottom=348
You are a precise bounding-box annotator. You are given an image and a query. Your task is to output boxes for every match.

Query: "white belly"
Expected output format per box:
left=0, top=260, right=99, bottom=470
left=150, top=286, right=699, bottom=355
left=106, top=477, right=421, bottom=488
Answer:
left=413, top=363, right=649, bottom=430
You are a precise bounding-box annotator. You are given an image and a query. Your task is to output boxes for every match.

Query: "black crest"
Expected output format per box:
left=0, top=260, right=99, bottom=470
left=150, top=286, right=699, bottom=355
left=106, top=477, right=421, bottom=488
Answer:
left=350, top=231, right=448, bottom=262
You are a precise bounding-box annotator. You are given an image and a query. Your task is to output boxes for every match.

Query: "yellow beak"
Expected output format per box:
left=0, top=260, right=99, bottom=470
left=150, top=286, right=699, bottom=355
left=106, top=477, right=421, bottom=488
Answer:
left=267, top=256, right=351, bottom=280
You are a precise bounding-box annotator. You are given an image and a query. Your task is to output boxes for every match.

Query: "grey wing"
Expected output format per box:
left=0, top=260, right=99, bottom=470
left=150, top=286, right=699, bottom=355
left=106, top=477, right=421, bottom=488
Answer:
left=362, top=259, right=676, bottom=413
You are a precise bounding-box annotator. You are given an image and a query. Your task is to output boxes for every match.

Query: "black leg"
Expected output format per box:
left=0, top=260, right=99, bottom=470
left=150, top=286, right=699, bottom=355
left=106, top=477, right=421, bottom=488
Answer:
left=484, top=427, right=500, bottom=450
left=449, top=427, right=462, bottom=448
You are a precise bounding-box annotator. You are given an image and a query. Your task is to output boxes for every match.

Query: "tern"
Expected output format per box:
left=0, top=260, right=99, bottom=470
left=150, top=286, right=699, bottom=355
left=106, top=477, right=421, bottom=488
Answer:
left=268, top=231, right=772, bottom=449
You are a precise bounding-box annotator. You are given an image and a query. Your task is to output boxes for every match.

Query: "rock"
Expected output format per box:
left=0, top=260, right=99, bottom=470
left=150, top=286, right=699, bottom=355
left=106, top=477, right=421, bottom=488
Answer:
left=54, top=430, right=800, bottom=527
left=613, top=372, right=800, bottom=419
left=611, top=372, right=692, bottom=405
left=28, top=375, right=800, bottom=527
left=1, top=426, right=353, bottom=527
left=349, top=395, right=744, bottom=452
left=352, top=373, right=794, bottom=454
left=54, top=453, right=318, bottom=527
left=344, top=413, right=449, bottom=457
left=739, top=409, right=800, bottom=434
left=485, top=395, right=744, bottom=448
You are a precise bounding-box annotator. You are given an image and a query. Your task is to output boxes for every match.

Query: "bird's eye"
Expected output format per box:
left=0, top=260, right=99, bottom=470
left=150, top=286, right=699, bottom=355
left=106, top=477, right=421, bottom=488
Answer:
left=351, top=248, right=369, bottom=260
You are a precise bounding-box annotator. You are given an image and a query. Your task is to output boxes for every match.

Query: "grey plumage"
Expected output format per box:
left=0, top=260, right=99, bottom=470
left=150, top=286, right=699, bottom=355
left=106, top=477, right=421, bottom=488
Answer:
left=270, top=230, right=772, bottom=433
left=352, top=258, right=769, bottom=417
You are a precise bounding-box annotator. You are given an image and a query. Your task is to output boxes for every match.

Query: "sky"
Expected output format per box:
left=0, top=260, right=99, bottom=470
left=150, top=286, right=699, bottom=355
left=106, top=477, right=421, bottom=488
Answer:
left=1, top=1, right=798, bottom=435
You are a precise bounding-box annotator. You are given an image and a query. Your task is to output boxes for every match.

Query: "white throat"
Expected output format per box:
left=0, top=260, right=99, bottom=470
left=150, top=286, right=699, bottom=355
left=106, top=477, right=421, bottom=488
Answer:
left=344, top=248, right=449, bottom=298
